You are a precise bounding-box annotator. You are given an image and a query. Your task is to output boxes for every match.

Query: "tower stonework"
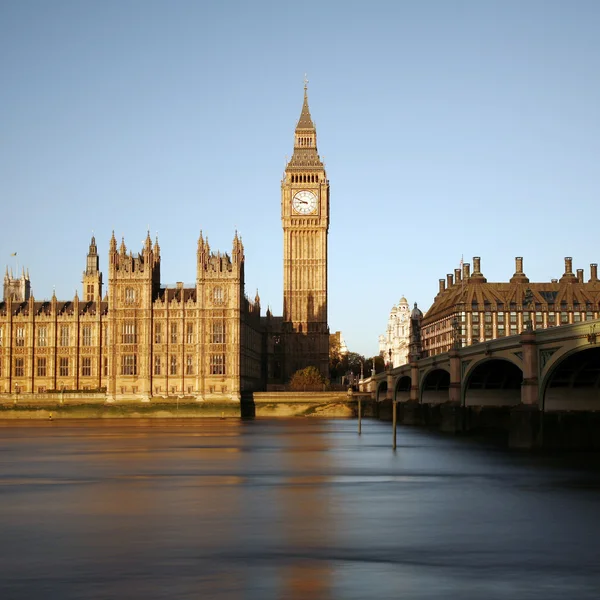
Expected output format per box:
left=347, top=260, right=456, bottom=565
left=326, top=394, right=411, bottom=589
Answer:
left=280, top=85, right=330, bottom=380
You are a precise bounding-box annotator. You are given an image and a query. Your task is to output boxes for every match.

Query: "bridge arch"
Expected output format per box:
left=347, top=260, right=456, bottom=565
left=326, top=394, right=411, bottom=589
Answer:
left=420, top=368, right=450, bottom=404
left=542, top=346, right=600, bottom=411
left=394, top=375, right=411, bottom=402
left=463, top=358, right=523, bottom=407
left=376, top=380, right=388, bottom=402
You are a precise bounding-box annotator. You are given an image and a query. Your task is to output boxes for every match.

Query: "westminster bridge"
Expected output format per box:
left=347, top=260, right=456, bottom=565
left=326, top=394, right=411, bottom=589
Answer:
left=364, top=318, right=600, bottom=449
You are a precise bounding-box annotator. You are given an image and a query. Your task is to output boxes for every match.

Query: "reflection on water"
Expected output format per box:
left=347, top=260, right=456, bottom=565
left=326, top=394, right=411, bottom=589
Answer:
left=1, top=418, right=600, bottom=599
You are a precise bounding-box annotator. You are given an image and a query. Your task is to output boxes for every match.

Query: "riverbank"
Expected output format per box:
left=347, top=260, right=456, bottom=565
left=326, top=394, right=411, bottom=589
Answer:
left=0, top=391, right=356, bottom=419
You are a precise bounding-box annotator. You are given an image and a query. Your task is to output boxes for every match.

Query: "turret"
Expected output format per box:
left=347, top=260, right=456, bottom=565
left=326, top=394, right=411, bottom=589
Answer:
left=82, top=235, right=103, bottom=302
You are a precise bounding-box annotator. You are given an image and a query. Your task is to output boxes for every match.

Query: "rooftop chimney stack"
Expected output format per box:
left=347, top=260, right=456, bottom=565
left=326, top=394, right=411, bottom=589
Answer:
left=590, top=264, right=599, bottom=282
left=454, top=268, right=462, bottom=283
left=560, top=256, right=577, bottom=283
left=447, top=273, right=454, bottom=288
left=577, top=269, right=584, bottom=283
left=516, top=257, right=523, bottom=273
left=565, top=257, right=573, bottom=274
left=463, top=262, right=470, bottom=279
left=510, top=256, right=530, bottom=284
left=439, top=279, right=446, bottom=293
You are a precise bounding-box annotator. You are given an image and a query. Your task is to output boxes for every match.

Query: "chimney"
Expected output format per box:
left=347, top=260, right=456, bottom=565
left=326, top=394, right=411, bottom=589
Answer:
left=447, top=273, right=454, bottom=288
left=454, top=268, right=462, bottom=283
left=470, top=256, right=487, bottom=283
left=439, top=278, right=446, bottom=293
left=510, top=256, right=529, bottom=284
left=463, top=262, right=470, bottom=279
left=560, top=257, right=577, bottom=283
left=565, top=257, right=573, bottom=274
left=577, top=269, right=584, bottom=283
left=515, top=257, right=523, bottom=273
left=590, top=264, right=598, bottom=282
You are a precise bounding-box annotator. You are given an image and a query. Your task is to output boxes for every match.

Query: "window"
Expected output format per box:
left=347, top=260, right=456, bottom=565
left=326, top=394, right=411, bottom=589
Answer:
left=59, top=357, right=69, bottom=377
left=16, top=327, right=25, bottom=347
left=213, top=286, right=223, bottom=305
left=37, top=357, right=47, bottom=377
left=125, top=287, right=136, bottom=304
left=60, top=325, right=69, bottom=347
left=186, top=323, right=194, bottom=344
left=471, top=313, right=479, bottom=324
left=170, top=355, right=177, bottom=376
left=154, top=355, right=161, bottom=375
left=14, top=358, right=24, bottom=377
left=122, top=322, right=136, bottom=344
left=121, top=355, right=137, bottom=375
left=210, top=354, right=225, bottom=375
left=37, top=327, right=47, bottom=347
left=212, top=321, right=225, bottom=344
left=497, top=313, right=504, bottom=323
left=186, top=355, right=193, bottom=375
left=574, top=313, right=581, bottom=323
left=82, top=325, right=92, bottom=346
left=155, top=323, right=162, bottom=344
left=560, top=312, right=569, bottom=324
left=103, top=356, right=108, bottom=376
left=170, top=323, right=178, bottom=344
left=82, top=357, right=92, bottom=377
left=510, top=312, right=517, bottom=324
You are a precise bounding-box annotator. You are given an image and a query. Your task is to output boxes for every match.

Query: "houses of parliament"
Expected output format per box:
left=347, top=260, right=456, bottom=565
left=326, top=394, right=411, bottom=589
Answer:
left=0, top=87, right=330, bottom=401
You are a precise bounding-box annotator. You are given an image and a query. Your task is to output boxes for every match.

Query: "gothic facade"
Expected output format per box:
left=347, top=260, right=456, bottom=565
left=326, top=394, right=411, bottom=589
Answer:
left=0, top=87, right=330, bottom=399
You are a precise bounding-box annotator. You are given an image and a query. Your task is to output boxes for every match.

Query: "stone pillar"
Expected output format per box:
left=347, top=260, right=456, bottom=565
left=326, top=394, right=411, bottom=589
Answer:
left=448, top=349, right=461, bottom=404
left=520, top=328, right=539, bottom=405
left=410, top=361, right=419, bottom=402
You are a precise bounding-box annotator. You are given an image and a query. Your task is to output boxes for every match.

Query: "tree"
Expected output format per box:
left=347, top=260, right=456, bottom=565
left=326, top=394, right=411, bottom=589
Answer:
left=289, top=366, right=329, bottom=391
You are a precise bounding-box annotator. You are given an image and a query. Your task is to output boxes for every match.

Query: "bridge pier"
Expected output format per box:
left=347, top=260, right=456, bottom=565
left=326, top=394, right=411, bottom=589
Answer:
left=509, top=405, right=542, bottom=449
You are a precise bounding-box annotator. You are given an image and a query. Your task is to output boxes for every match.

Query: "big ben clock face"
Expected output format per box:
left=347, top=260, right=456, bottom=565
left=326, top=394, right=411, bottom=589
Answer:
left=292, top=190, right=318, bottom=215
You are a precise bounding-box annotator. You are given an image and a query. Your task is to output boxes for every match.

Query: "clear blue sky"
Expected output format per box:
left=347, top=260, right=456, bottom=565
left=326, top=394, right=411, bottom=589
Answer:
left=1, top=0, right=599, bottom=357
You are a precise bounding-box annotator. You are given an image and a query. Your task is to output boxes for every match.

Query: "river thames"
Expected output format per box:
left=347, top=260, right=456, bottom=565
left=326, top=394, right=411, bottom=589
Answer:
left=1, top=418, right=600, bottom=599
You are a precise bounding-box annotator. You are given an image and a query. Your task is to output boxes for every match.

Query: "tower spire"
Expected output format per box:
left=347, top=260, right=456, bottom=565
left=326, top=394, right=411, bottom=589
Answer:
left=296, top=76, right=315, bottom=130
left=288, top=79, right=322, bottom=168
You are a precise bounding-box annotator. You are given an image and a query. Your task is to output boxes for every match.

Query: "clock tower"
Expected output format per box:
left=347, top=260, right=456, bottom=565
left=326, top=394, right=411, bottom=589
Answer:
left=281, top=83, right=330, bottom=380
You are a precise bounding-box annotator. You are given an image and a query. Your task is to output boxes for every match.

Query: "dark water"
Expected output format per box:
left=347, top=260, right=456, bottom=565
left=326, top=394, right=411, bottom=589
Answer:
left=1, top=419, right=600, bottom=599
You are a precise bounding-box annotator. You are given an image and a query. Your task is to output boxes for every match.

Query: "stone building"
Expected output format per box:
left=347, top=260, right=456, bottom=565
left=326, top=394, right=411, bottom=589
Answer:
left=378, top=296, right=411, bottom=367
left=421, top=256, right=600, bottom=357
left=0, top=85, right=330, bottom=399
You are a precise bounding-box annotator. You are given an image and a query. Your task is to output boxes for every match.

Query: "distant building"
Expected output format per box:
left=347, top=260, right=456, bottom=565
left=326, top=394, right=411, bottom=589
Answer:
left=421, top=256, right=600, bottom=357
left=329, top=331, right=348, bottom=358
left=379, top=296, right=411, bottom=367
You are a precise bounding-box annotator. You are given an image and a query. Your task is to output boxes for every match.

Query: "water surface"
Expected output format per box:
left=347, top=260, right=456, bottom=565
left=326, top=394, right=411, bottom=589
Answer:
left=1, top=418, right=599, bottom=599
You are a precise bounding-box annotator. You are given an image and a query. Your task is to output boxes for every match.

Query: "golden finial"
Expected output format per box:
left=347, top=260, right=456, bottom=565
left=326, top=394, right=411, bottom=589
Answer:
left=304, top=73, right=309, bottom=90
